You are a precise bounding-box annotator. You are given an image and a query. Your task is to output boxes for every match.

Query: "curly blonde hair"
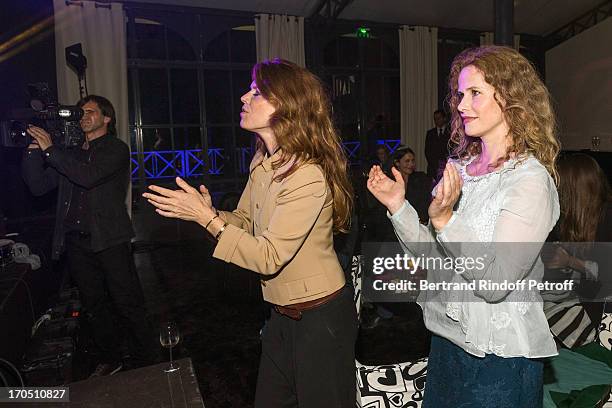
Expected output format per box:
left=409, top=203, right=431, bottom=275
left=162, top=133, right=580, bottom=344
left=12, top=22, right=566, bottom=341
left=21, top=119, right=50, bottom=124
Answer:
left=447, top=46, right=560, bottom=182
left=252, top=59, right=353, bottom=233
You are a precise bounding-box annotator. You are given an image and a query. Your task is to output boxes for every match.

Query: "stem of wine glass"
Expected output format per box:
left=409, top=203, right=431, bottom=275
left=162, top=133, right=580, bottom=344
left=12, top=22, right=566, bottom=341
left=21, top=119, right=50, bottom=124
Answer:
left=169, top=345, right=174, bottom=369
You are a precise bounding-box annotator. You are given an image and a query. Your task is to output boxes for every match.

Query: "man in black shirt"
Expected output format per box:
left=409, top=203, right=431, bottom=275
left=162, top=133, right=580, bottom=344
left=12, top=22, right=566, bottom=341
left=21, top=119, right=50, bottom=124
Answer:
left=424, top=109, right=451, bottom=180
left=22, top=95, right=156, bottom=377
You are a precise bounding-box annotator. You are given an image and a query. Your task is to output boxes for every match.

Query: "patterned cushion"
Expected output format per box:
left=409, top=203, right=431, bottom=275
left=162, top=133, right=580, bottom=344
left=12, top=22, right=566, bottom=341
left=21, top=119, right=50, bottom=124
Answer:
left=356, top=360, right=428, bottom=408
left=351, top=255, right=428, bottom=407
left=597, top=311, right=612, bottom=406
left=351, top=255, right=363, bottom=319
left=596, top=312, right=612, bottom=351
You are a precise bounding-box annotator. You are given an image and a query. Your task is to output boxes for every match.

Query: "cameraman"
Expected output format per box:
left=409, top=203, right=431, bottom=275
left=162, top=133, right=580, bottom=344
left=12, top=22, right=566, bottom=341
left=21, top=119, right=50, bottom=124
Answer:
left=22, top=95, right=157, bottom=377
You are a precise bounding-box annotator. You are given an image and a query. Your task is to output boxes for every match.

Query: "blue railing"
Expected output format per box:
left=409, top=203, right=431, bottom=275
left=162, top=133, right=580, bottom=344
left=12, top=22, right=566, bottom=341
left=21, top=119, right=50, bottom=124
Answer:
left=131, top=149, right=209, bottom=179
left=342, top=141, right=361, bottom=166
left=377, top=139, right=401, bottom=154
left=131, top=140, right=400, bottom=180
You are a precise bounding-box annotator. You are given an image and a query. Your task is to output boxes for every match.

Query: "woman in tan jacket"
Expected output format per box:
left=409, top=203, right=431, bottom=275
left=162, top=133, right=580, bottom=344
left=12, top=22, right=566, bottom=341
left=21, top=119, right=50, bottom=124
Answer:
left=144, top=59, right=357, bottom=407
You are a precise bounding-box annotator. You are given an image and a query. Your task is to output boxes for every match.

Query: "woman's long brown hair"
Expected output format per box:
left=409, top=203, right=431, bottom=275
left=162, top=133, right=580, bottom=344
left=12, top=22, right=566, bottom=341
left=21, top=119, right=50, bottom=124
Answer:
left=252, top=59, right=353, bottom=233
left=557, top=153, right=610, bottom=242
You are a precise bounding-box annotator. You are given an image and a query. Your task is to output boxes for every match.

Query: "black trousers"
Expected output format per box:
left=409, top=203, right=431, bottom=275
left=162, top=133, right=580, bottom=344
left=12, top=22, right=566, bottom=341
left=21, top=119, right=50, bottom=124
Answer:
left=65, top=232, right=157, bottom=364
left=254, top=285, right=358, bottom=408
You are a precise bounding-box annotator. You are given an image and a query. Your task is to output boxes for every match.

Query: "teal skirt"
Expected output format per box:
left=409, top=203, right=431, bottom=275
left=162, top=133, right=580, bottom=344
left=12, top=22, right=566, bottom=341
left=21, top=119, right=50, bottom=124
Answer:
left=423, top=335, right=543, bottom=408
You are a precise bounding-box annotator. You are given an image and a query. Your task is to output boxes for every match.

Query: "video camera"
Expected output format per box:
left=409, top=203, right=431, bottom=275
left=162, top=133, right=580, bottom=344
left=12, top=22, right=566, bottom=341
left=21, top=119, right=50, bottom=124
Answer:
left=0, top=83, right=84, bottom=148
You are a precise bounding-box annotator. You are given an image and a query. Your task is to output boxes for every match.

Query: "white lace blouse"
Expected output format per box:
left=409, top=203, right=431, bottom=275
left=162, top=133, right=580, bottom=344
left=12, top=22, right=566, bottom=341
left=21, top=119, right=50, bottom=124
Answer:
left=388, top=155, right=560, bottom=358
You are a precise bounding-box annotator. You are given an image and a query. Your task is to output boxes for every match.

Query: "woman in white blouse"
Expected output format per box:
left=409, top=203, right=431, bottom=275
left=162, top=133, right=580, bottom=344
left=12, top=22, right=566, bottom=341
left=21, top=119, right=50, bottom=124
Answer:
left=368, top=45, right=560, bottom=407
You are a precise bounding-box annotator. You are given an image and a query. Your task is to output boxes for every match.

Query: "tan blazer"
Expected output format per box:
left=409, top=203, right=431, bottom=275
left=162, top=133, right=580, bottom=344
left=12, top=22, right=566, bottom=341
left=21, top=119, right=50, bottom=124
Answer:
left=213, top=149, right=346, bottom=306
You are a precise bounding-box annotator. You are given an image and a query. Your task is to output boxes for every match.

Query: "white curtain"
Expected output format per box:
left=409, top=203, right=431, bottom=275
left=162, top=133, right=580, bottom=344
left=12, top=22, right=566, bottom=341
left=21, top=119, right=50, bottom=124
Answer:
left=53, top=0, right=130, bottom=211
left=399, top=26, right=438, bottom=173
left=480, top=32, right=521, bottom=50
left=53, top=0, right=128, bottom=146
left=255, top=14, right=305, bottom=67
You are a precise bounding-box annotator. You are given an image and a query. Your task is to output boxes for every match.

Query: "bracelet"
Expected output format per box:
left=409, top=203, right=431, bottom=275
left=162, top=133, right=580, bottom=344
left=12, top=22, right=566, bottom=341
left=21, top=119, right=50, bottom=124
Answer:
left=204, top=215, right=218, bottom=231
left=215, top=223, right=228, bottom=241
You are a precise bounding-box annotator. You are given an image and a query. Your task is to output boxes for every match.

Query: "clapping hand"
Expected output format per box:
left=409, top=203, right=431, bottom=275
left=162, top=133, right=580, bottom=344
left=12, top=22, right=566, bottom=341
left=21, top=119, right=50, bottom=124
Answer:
left=143, top=177, right=216, bottom=227
left=429, top=162, right=463, bottom=231
left=366, top=165, right=406, bottom=215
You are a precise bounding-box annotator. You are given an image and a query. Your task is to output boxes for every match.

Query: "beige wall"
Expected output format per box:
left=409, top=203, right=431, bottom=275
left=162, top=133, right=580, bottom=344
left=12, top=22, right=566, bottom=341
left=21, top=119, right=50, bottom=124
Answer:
left=546, top=17, right=612, bottom=152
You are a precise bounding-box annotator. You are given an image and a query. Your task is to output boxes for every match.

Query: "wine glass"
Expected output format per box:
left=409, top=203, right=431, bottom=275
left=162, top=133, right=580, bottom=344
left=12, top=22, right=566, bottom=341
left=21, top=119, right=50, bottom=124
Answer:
left=160, top=321, right=180, bottom=372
